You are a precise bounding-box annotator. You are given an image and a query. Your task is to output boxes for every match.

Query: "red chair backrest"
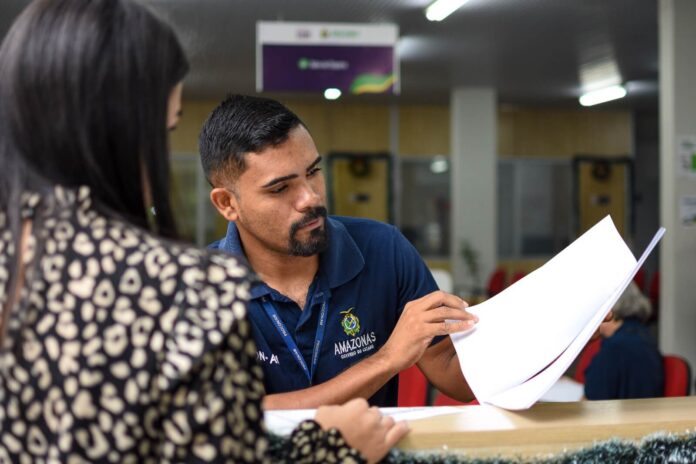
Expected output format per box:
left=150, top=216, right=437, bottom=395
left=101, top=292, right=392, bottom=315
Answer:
left=648, top=271, right=660, bottom=323
left=663, top=355, right=692, bottom=397
left=487, top=268, right=507, bottom=297
left=397, top=365, right=428, bottom=407
left=432, top=392, right=479, bottom=406
left=574, top=338, right=602, bottom=384
left=649, top=270, right=660, bottom=302
left=509, top=271, right=526, bottom=285
left=633, top=267, right=646, bottom=292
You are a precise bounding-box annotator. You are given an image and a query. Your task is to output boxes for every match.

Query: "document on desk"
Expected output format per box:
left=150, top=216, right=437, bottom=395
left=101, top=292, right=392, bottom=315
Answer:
left=264, top=407, right=462, bottom=436
left=451, top=216, right=665, bottom=410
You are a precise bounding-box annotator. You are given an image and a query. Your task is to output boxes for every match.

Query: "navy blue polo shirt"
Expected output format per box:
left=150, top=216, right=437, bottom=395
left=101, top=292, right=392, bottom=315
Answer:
left=209, top=216, right=438, bottom=407
left=584, top=318, right=664, bottom=400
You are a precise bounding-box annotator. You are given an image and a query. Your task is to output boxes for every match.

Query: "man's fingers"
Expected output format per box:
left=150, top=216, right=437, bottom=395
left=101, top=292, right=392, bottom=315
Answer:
left=436, top=319, right=476, bottom=335
left=425, top=306, right=479, bottom=323
left=409, top=290, right=468, bottom=312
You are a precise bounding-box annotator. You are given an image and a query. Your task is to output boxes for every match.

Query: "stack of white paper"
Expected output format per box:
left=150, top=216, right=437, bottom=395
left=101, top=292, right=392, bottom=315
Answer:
left=264, top=407, right=462, bottom=436
left=451, top=216, right=665, bottom=410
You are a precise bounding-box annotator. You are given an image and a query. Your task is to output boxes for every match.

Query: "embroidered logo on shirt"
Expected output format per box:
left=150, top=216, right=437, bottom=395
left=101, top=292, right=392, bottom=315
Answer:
left=340, top=307, right=360, bottom=336
left=334, top=332, right=377, bottom=360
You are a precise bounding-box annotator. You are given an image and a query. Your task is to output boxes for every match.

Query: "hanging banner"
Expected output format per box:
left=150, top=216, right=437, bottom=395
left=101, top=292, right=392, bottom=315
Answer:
left=256, top=22, right=399, bottom=95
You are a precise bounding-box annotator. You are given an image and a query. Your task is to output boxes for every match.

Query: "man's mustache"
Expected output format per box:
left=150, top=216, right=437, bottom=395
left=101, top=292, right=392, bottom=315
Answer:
left=291, top=206, right=328, bottom=232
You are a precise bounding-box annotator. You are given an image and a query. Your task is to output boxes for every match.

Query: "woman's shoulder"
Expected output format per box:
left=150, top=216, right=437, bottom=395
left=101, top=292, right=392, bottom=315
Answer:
left=61, top=185, right=251, bottom=284
left=46, top=185, right=253, bottom=314
left=110, top=217, right=252, bottom=304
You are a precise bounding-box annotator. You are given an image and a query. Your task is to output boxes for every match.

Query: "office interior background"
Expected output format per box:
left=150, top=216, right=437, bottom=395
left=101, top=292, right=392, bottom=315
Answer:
left=1, top=0, right=694, bottom=386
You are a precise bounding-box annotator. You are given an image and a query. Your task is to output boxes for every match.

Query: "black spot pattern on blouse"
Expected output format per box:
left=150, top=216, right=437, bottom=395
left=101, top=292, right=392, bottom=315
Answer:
left=0, top=186, right=364, bottom=463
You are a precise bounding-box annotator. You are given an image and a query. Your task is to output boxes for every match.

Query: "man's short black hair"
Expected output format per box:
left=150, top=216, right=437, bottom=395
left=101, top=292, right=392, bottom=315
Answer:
left=199, top=94, right=304, bottom=186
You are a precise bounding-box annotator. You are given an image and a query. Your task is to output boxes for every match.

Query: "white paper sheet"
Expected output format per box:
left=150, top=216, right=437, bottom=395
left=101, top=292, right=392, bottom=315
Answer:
left=265, top=409, right=317, bottom=436
left=264, top=406, right=462, bottom=436
left=538, top=376, right=584, bottom=402
left=451, top=216, right=665, bottom=410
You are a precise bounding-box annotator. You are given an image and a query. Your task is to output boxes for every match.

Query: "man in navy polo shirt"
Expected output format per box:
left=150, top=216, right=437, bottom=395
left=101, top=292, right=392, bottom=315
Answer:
left=199, top=95, right=478, bottom=409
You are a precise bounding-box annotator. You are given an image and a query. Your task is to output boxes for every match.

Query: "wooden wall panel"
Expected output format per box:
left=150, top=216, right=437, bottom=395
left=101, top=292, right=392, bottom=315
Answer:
left=282, top=102, right=331, bottom=155
left=399, top=105, right=450, bottom=156
left=172, top=100, right=633, bottom=160
left=169, top=100, right=217, bottom=154
left=499, top=108, right=632, bottom=158
left=578, top=161, right=628, bottom=236
left=171, top=100, right=392, bottom=156
left=286, top=100, right=390, bottom=154
left=330, top=158, right=390, bottom=222
left=328, top=103, right=390, bottom=152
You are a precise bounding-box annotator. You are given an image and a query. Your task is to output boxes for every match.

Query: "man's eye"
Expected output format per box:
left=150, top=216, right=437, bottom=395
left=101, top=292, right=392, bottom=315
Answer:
left=270, top=185, right=288, bottom=194
left=308, top=166, right=322, bottom=176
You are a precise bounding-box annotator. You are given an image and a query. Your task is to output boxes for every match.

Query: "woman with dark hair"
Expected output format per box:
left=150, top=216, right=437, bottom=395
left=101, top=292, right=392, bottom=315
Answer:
left=0, top=0, right=406, bottom=462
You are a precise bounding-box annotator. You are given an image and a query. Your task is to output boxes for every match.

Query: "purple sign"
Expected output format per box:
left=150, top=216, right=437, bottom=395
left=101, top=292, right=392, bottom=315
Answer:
left=262, top=44, right=396, bottom=95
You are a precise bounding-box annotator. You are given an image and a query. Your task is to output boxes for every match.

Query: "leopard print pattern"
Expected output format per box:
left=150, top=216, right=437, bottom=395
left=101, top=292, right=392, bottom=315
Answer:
left=0, top=186, right=364, bottom=463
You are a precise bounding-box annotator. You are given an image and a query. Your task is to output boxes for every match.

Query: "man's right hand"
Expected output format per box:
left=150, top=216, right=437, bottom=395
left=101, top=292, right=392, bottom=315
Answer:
left=315, top=398, right=409, bottom=464
left=377, top=290, right=478, bottom=373
left=262, top=291, right=478, bottom=411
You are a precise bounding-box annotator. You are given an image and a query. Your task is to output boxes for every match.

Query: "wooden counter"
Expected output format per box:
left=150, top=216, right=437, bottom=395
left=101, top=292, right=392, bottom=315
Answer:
left=398, top=397, right=696, bottom=459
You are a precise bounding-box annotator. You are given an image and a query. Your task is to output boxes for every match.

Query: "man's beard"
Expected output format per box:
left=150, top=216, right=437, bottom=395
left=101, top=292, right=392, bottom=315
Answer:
left=288, top=206, right=328, bottom=257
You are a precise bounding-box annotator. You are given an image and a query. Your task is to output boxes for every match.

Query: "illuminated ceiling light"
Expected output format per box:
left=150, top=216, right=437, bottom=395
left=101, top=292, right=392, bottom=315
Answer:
left=425, top=0, right=470, bottom=22
left=324, top=88, right=341, bottom=100
left=579, top=84, right=627, bottom=107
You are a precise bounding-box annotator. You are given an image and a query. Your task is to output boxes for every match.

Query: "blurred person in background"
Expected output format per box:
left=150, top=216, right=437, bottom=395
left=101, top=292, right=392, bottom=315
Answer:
left=584, top=282, right=663, bottom=400
left=0, top=0, right=406, bottom=462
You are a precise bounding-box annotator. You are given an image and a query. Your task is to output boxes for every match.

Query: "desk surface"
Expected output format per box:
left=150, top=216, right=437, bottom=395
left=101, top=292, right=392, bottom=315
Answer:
left=399, top=396, right=696, bottom=459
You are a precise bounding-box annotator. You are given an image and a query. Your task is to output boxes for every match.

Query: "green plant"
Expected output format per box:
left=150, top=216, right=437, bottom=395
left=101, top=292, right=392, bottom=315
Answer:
left=460, top=240, right=483, bottom=295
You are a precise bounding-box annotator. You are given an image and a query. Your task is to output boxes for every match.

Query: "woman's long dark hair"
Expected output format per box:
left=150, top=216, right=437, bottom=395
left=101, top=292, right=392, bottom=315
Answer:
left=0, top=0, right=188, bottom=336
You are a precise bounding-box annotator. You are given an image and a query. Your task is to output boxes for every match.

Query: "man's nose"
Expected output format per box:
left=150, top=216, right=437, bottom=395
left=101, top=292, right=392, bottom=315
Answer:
left=296, top=182, right=322, bottom=211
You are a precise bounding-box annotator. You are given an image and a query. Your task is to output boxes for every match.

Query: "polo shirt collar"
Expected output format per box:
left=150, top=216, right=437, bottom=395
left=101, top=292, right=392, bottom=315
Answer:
left=214, top=222, right=269, bottom=300
left=218, top=217, right=364, bottom=299
left=218, top=220, right=245, bottom=256
left=321, top=217, right=365, bottom=289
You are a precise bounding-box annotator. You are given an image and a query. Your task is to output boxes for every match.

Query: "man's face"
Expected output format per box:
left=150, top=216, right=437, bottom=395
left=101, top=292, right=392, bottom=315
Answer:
left=225, top=125, right=328, bottom=257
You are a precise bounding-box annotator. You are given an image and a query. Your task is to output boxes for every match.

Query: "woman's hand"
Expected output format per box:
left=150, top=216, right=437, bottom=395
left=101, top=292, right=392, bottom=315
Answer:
left=315, top=398, right=409, bottom=463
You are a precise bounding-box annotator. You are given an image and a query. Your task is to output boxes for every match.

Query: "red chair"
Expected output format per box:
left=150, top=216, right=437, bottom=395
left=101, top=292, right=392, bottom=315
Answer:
left=486, top=268, right=507, bottom=297
left=663, top=355, right=692, bottom=397
left=573, top=338, right=602, bottom=384
left=633, top=267, right=646, bottom=292
left=432, top=391, right=479, bottom=406
left=397, top=365, right=428, bottom=407
left=648, top=271, right=660, bottom=323
left=509, top=271, right=526, bottom=286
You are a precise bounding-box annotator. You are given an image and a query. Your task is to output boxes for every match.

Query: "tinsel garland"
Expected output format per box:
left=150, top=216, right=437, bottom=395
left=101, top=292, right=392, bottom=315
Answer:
left=268, top=431, right=696, bottom=463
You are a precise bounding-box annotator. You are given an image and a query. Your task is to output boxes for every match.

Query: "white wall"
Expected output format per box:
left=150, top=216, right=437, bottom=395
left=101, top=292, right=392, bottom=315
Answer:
left=659, top=0, right=696, bottom=373
left=450, top=88, right=497, bottom=296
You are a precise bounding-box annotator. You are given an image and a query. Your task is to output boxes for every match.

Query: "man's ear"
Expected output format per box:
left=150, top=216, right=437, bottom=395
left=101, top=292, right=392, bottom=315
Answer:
left=210, top=187, right=239, bottom=222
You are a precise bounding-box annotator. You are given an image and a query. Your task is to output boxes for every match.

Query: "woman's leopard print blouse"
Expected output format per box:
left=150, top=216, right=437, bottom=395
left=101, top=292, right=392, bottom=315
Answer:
left=0, top=186, right=363, bottom=463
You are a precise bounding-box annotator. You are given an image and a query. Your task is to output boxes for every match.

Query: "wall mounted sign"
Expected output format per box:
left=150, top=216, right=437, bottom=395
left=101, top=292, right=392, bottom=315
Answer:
left=256, top=22, right=399, bottom=95
left=680, top=195, right=696, bottom=227
left=676, top=135, right=696, bottom=179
